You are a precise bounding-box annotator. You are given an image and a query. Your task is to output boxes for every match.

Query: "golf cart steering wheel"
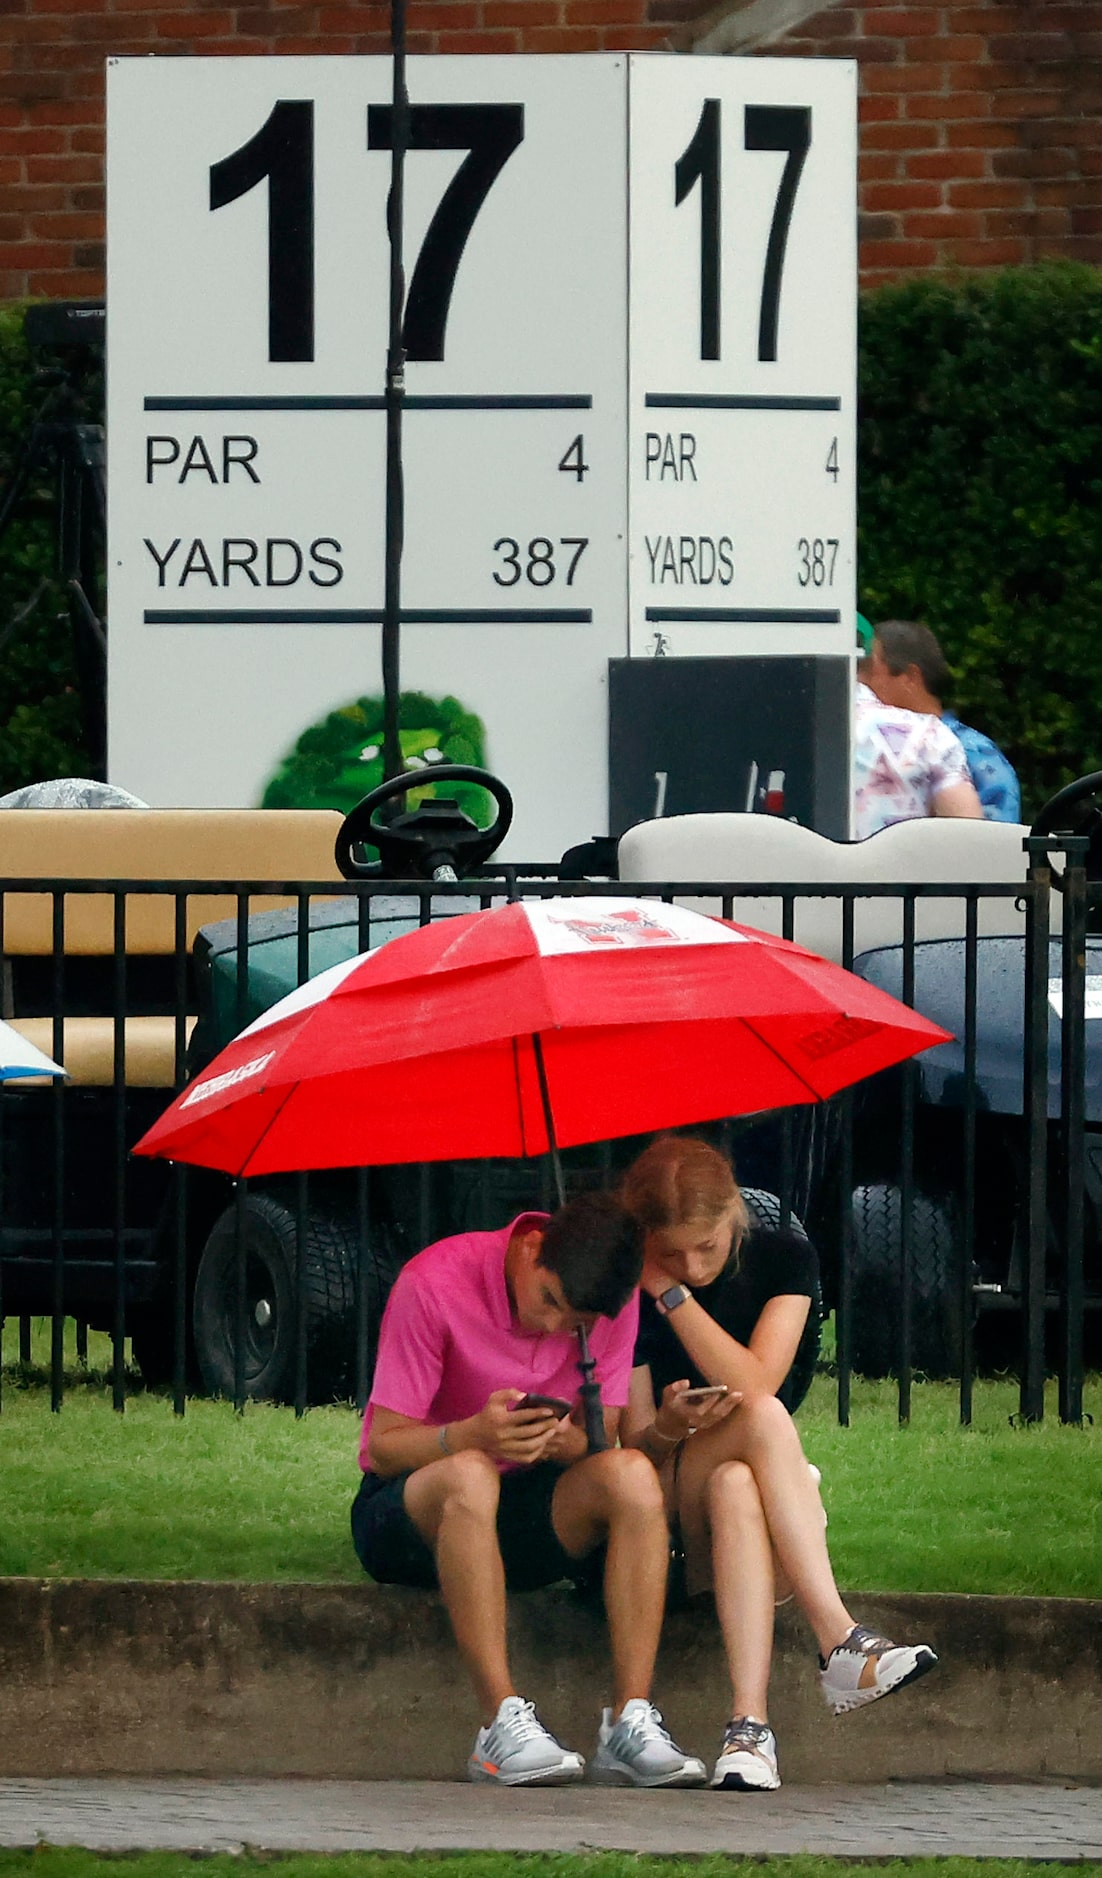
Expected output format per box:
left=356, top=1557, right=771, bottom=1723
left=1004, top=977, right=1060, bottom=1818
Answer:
left=335, top=765, right=513, bottom=882
left=1030, top=770, right=1102, bottom=886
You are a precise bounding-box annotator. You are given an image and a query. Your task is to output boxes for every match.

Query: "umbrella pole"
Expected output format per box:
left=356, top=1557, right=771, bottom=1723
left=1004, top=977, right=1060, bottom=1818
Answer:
left=531, top=1033, right=608, bottom=1455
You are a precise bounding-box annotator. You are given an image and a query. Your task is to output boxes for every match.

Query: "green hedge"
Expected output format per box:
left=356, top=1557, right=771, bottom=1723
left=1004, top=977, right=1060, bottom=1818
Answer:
left=858, top=261, right=1102, bottom=817
left=0, top=304, right=94, bottom=794
left=2, top=266, right=1101, bottom=813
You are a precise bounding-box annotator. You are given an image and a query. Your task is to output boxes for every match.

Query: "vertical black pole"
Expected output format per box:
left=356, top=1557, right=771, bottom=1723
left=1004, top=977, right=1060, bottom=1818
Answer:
left=1021, top=836, right=1052, bottom=1424
left=531, top=1031, right=607, bottom=1453
left=1059, top=836, right=1088, bottom=1424
left=382, top=0, right=409, bottom=784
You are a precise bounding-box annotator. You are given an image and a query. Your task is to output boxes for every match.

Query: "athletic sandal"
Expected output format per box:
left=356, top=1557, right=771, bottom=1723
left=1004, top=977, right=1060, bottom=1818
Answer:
left=467, top=1695, right=585, bottom=1785
left=710, top=1715, right=781, bottom=1791
left=592, top=1699, right=707, bottom=1787
left=819, top=1624, right=938, bottom=1716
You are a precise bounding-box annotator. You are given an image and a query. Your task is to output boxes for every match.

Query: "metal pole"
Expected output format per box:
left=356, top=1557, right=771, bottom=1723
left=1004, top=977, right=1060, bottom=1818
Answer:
left=1021, top=836, right=1052, bottom=1423
left=382, top=0, right=408, bottom=784
left=531, top=1031, right=607, bottom=1453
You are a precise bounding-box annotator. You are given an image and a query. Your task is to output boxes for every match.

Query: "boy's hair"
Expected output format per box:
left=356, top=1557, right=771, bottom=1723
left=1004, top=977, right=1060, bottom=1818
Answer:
left=537, top=1191, right=643, bottom=1318
left=875, top=619, right=953, bottom=703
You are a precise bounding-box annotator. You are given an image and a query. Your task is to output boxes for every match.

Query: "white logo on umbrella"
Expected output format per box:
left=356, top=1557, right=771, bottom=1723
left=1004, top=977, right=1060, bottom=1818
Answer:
left=180, top=1050, right=276, bottom=1108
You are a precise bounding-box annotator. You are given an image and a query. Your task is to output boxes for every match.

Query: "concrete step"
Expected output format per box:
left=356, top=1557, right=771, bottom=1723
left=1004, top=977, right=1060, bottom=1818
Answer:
left=2, top=1578, right=1099, bottom=1785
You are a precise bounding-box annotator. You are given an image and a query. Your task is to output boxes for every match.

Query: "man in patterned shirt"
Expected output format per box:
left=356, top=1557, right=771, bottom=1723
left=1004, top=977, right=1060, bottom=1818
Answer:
left=854, top=632, right=983, bottom=838
left=862, top=619, right=1021, bottom=823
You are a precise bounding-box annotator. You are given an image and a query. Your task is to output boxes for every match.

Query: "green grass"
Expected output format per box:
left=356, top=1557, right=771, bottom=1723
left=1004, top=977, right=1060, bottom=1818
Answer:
left=0, top=1856, right=1088, bottom=1878
left=2, top=1321, right=1100, bottom=1596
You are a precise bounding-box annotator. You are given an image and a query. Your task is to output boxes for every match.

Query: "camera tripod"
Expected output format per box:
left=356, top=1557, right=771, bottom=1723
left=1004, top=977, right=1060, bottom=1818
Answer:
left=0, top=304, right=107, bottom=778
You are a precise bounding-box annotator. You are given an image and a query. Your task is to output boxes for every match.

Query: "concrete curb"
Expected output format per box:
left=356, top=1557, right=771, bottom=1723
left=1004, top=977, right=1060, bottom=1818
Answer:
left=2, top=1578, right=1099, bottom=1784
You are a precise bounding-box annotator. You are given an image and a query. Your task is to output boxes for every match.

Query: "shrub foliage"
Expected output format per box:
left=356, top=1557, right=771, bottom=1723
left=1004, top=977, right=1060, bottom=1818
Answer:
left=0, top=304, right=96, bottom=794
left=2, top=268, right=1101, bottom=812
left=858, top=262, right=1102, bottom=816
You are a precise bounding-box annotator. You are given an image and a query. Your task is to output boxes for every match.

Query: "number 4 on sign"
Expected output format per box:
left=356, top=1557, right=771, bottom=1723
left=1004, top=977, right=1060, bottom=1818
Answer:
left=558, top=436, right=589, bottom=481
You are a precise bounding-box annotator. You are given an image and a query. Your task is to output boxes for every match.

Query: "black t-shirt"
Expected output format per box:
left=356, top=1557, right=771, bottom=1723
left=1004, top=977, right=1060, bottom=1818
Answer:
left=633, top=1225, right=821, bottom=1414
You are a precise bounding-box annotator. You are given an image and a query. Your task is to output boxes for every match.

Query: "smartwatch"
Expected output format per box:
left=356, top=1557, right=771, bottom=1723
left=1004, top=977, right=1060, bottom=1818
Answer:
left=654, top=1283, right=691, bottom=1317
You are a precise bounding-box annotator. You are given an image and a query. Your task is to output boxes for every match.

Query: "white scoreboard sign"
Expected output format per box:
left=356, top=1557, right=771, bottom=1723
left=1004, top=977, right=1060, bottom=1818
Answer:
left=106, top=54, right=855, bottom=856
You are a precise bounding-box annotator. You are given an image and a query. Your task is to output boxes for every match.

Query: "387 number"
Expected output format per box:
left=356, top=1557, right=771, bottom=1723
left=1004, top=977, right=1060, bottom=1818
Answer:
left=493, top=537, right=589, bottom=587
left=796, top=537, right=839, bottom=588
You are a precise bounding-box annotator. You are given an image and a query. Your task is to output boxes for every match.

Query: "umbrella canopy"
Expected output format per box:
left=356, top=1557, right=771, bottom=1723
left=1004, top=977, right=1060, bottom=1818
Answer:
left=0, top=1018, right=68, bottom=1081
left=134, top=896, right=949, bottom=1179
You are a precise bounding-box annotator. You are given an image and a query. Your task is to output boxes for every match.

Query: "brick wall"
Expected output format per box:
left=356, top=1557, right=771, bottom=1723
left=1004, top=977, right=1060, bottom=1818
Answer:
left=1, top=0, right=1100, bottom=298
left=760, top=1, right=1102, bottom=286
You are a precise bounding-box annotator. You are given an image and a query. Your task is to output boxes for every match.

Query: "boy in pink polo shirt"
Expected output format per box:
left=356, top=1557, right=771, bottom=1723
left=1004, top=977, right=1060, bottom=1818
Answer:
left=352, top=1190, right=706, bottom=1790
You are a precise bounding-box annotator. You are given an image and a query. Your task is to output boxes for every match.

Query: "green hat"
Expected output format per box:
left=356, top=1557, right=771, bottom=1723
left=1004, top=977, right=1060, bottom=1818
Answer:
left=855, top=612, right=874, bottom=655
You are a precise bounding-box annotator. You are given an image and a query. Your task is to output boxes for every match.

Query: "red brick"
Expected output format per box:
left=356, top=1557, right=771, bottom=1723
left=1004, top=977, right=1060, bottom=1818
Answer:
left=27, top=210, right=101, bottom=237
left=154, top=10, right=235, bottom=30
left=858, top=152, right=903, bottom=179
left=908, top=149, right=987, bottom=180
left=938, top=235, right=1029, bottom=264
left=602, top=23, right=663, bottom=44
left=991, top=146, right=1075, bottom=180
left=905, top=92, right=995, bottom=120
left=481, top=0, right=558, bottom=22
left=863, top=179, right=942, bottom=210
left=858, top=94, right=903, bottom=122
left=858, top=210, right=900, bottom=239
left=985, top=207, right=1072, bottom=238
left=946, top=179, right=1022, bottom=209
left=869, top=8, right=941, bottom=32
left=2, top=126, right=66, bottom=152
left=861, top=120, right=939, bottom=150
left=903, top=207, right=983, bottom=238
left=988, top=31, right=1076, bottom=62
left=522, top=20, right=600, bottom=42
left=1070, top=206, right=1102, bottom=236
left=901, top=35, right=985, bottom=65
left=26, top=267, right=104, bottom=294
left=945, top=121, right=1021, bottom=150
left=790, top=8, right=858, bottom=36
left=0, top=240, right=71, bottom=266
left=859, top=235, right=939, bottom=266
left=861, top=62, right=948, bottom=92
left=25, top=155, right=99, bottom=181
left=27, top=98, right=89, bottom=124
left=436, top=25, right=518, bottom=44
left=563, top=0, right=638, bottom=21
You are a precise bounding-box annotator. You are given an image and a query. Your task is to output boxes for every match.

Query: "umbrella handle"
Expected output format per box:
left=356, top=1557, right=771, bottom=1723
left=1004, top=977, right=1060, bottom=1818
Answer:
left=577, top=1324, right=608, bottom=1454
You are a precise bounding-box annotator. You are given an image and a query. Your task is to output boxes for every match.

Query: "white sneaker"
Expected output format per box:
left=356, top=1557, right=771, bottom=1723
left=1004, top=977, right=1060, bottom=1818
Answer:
left=820, top=1624, right=938, bottom=1716
left=467, top=1695, right=585, bottom=1785
left=592, top=1698, right=707, bottom=1787
left=710, top=1715, right=781, bottom=1792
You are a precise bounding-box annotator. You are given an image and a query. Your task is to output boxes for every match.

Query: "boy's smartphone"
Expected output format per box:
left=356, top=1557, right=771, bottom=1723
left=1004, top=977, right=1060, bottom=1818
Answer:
left=680, top=1384, right=729, bottom=1406
left=512, top=1392, right=572, bottom=1418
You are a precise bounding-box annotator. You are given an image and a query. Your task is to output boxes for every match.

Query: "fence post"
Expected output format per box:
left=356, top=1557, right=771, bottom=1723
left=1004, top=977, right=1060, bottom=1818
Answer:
left=1057, top=834, right=1089, bottom=1425
left=1021, top=837, right=1052, bottom=1424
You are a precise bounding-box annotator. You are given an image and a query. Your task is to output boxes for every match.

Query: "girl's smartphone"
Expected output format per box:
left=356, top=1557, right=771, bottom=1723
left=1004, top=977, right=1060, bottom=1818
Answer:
left=680, top=1384, right=729, bottom=1406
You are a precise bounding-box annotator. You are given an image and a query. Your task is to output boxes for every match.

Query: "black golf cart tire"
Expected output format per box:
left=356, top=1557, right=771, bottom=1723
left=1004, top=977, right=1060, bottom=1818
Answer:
left=850, top=1184, right=964, bottom=1380
left=193, top=1192, right=357, bottom=1403
left=740, top=1186, right=821, bottom=1412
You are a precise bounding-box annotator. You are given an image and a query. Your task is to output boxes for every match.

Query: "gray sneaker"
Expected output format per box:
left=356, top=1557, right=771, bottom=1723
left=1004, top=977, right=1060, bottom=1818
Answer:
left=467, top=1696, right=585, bottom=1785
left=592, top=1698, right=706, bottom=1787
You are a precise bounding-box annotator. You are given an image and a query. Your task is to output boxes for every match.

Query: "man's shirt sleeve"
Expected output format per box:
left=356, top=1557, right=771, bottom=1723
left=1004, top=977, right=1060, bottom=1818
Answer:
left=928, top=719, right=973, bottom=800
left=368, top=1264, right=446, bottom=1422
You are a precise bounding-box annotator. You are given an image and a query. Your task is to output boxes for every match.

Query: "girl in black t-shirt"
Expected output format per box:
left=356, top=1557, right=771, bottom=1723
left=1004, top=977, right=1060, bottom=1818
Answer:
left=620, top=1136, right=937, bottom=1797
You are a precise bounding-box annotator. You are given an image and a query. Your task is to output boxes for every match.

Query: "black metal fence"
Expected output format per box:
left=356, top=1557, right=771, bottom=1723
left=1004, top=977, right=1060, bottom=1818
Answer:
left=1, top=839, right=1096, bottom=1424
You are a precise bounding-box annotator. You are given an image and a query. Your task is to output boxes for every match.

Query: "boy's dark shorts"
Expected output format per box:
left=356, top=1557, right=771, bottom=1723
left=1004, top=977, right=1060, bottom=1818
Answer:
left=351, top=1461, right=603, bottom=1593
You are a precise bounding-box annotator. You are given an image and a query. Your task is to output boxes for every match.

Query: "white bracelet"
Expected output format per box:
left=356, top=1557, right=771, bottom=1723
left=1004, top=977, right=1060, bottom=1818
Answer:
left=438, top=1424, right=451, bottom=1454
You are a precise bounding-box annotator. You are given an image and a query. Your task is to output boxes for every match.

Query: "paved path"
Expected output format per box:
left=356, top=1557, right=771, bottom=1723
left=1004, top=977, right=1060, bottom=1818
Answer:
left=2, top=1778, right=1101, bottom=1859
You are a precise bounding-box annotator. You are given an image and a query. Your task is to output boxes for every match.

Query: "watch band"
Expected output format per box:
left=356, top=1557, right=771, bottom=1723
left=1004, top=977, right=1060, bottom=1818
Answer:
left=655, top=1283, right=691, bottom=1317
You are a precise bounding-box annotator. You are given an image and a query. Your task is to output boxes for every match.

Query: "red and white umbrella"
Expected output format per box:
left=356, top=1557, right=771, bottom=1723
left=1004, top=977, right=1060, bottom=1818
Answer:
left=134, top=895, right=949, bottom=1179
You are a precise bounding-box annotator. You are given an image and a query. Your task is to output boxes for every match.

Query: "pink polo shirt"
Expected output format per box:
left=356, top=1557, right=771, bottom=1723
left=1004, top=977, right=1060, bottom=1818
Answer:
left=359, top=1212, right=639, bottom=1471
